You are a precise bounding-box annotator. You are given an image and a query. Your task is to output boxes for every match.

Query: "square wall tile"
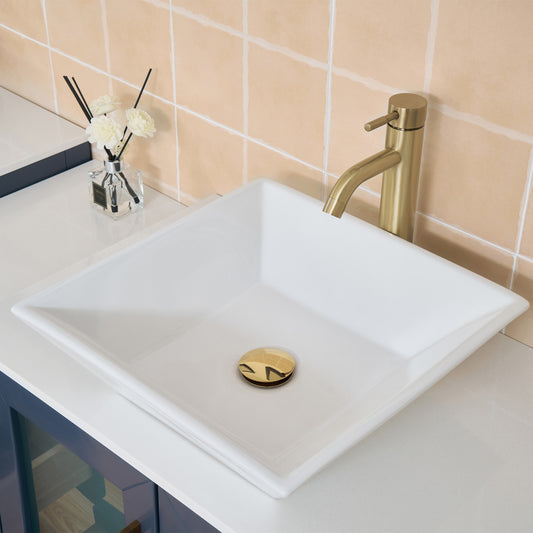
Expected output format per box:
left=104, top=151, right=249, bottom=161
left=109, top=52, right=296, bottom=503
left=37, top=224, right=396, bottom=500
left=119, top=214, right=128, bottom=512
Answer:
left=1, top=0, right=46, bottom=42
left=112, top=82, right=178, bottom=196
left=248, top=0, right=331, bottom=62
left=333, top=0, right=431, bottom=89
left=247, top=141, right=324, bottom=200
left=177, top=111, right=243, bottom=202
left=107, top=0, right=173, bottom=102
left=517, top=167, right=533, bottom=260
left=418, top=110, right=530, bottom=250
left=172, top=0, right=242, bottom=30
left=173, top=14, right=243, bottom=131
left=506, top=258, right=533, bottom=349
left=414, top=215, right=514, bottom=287
left=431, top=0, right=533, bottom=136
left=52, top=52, right=110, bottom=127
left=328, top=74, right=391, bottom=194
left=326, top=176, right=380, bottom=226
left=248, top=44, right=327, bottom=168
left=46, top=0, right=107, bottom=71
left=0, top=28, right=55, bottom=112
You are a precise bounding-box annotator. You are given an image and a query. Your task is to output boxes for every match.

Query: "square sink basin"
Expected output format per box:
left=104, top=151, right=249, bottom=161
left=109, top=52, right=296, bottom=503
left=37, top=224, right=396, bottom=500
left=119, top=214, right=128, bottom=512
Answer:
left=12, top=179, right=528, bottom=498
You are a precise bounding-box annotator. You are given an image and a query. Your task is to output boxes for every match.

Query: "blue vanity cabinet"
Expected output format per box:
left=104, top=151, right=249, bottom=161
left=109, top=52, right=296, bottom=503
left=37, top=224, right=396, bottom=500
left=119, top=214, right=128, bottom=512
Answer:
left=0, top=370, right=157, bottom=533
left=0, top=370, right=222, bottom=533
left=158, top=488, right=219, bottom=533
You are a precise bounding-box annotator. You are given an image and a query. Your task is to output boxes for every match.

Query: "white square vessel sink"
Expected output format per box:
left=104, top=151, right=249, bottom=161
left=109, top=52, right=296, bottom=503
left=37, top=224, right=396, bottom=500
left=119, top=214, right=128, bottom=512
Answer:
left=12, top=179, right=528, bottom=498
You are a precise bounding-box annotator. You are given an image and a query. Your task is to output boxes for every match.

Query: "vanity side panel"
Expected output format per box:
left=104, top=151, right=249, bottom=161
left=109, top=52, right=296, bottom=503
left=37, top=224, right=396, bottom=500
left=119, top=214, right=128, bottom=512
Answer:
left=158, top=486, right=220, bottom=533
left=0, top=373, right=30, bottom=532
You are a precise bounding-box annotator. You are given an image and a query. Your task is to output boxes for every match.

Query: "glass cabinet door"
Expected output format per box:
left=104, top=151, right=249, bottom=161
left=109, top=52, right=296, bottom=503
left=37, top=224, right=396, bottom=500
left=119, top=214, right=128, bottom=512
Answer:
left=0, top=370, right=156, bottom=533
left=18, top=415, right=126, bottom=533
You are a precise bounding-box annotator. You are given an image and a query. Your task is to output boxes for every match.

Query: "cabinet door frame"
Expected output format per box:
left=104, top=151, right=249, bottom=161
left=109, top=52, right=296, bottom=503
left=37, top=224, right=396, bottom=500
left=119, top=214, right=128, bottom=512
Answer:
left=0, top=370, right=158, bottom=533
left=158, top=486, right=220, bottom=533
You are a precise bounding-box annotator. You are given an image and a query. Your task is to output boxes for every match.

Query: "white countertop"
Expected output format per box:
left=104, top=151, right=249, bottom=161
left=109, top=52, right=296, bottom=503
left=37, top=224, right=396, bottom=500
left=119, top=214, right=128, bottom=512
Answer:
left=1, top=163, right=532, bottom=532
left=0, top=87, right=87, bottom=176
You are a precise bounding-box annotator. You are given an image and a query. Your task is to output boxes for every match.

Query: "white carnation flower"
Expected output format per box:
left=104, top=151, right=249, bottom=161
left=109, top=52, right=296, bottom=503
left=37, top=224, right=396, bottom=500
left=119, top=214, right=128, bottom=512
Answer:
left=126, top=108, right=156, bottom=138
left=89, top=94, right=120, bottom=116
left=86, top=115, right=122, bottom=150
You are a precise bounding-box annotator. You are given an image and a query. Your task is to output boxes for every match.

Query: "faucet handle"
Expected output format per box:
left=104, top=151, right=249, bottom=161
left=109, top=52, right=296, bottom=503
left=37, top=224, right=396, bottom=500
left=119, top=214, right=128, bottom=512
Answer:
left=364, top=111, right=399, bottom=132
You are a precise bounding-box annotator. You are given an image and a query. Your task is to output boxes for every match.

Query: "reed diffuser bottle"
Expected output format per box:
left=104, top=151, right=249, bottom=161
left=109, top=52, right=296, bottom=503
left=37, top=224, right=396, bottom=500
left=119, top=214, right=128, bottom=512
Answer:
left=89, top=159, right=143, bottom=219
left=63, top=68, right=155, bottom=220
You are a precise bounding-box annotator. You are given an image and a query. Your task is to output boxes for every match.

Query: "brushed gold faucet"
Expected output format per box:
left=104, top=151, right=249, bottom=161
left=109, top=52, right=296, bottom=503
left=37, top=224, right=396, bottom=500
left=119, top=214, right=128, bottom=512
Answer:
left=323, top=93, right=428, bottom=242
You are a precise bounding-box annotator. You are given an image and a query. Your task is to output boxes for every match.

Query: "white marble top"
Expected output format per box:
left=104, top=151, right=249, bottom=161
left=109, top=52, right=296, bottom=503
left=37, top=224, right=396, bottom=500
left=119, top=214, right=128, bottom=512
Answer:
left=1, top=163, right=532, bottom=532
left=0, top=87, right=87, bottom=176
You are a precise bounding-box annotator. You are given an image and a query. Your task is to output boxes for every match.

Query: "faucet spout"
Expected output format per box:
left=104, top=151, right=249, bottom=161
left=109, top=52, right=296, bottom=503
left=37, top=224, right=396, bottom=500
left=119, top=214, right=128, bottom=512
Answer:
left=323, top=149, right=401, bottom=218
left=322, top=93, right=427, bottom=241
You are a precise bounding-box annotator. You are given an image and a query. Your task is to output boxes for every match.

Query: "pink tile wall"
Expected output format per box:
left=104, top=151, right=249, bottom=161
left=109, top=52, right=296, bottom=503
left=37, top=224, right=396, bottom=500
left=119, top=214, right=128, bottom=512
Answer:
left=1, top=0, right=533, bottom=347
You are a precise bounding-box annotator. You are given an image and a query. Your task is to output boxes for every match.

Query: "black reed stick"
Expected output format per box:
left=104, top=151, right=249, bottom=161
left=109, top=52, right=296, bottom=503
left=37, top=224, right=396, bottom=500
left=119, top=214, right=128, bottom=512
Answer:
left=72, top=77, right=92, bottom=119
left=120, top=68, right=153, bottom=140
left=119, top=171, right=140, bottom=203
left=117, top=132, right=132, bottom=160
left=63, top=76, right=91, bottom=122
left=133, top=68, right=152, bottom=109
left=64, top=76, right=116, bottom=160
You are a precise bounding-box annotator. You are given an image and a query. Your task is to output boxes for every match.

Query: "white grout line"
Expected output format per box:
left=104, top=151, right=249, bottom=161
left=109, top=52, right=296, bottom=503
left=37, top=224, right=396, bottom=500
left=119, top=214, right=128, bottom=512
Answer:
left=0, top=23, right=48, bottom=47
left=168, top=0, right=180, bottom=199
left=418, top=0, right=440, bottom=233
left=246, top=136, right=324, bottom=174
left=40, top=0, right=58, bottom=114
left=168, top=2, right=177, bottom=104
left=242, top=0, right=249, bottom=138
left=510, top=146, right=533, bottom=288
left=433, top=103, right=533, bottom=145
left=45, top=46, right=117, bottom=82
left=513, top=146, right=533, bottom=254
left=248, top=35, right=327, bottom=72
left=359, top=185, right=380, bottom=198
left=416, top=211, right=516, bottom=256
left=423, top=0, right=440, bottom=94
left=331, top=66, right=400, bottom=96
left=519, top=254, right=533, bottom=265
left=99, top=0, right=112, bottom=93
left=242, top=0, right=249, bottom=184
left=510, top=256, right=519, bottom=292
left=139, top=0, right=169, bottom=9
left=321, top=0, right=336, bottom=202
left=170, top=4, right=328, bottom=72
left=45, top=45, right=177, bottom=110
left=171, top=5, right=243, bottom=38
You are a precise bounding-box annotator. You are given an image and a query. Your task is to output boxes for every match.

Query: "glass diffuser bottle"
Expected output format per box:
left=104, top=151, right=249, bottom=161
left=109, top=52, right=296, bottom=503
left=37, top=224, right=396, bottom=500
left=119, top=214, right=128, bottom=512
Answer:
left=89, top=159, right=143, bottom=219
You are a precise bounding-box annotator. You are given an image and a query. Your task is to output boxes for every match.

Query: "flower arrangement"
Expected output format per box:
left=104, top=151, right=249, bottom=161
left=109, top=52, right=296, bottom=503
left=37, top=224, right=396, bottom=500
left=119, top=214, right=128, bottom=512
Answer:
left=62, top=69, right=155, bottom=217
left=63, top=68, right=156, bottom=161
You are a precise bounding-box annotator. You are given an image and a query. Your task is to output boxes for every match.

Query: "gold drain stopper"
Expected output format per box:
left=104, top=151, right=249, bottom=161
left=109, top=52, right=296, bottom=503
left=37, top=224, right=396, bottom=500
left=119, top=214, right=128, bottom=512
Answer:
left=238, top=348, right=296, bottom=388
